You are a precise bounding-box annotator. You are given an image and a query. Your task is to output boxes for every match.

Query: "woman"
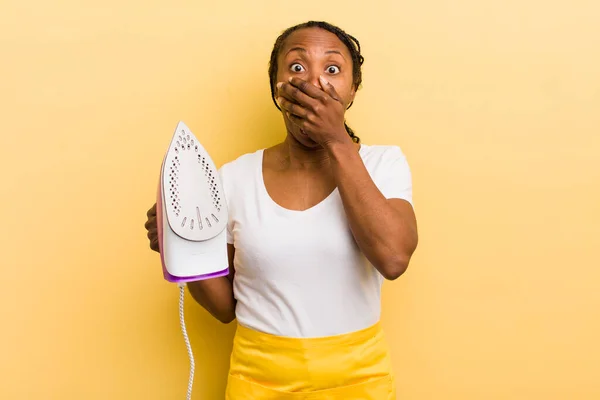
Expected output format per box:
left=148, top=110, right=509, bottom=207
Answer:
left=145, top=20, right=418, bottom=399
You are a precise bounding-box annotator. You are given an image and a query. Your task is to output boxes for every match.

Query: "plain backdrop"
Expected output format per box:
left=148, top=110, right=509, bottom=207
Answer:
left=1, top=0, right=599, bottom=399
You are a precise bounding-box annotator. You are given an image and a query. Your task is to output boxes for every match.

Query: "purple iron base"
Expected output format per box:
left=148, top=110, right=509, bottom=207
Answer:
left=162, top=267, right=230, bottom=284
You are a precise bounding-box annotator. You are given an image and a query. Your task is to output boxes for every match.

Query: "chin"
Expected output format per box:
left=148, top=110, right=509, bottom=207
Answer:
left=295, top=131, right=320, bottom=149
left=283, top=116, right=320, bottom=149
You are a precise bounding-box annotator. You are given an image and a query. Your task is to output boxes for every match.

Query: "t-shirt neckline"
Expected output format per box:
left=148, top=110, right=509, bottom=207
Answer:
left=256, top=145, right=366, bottom=215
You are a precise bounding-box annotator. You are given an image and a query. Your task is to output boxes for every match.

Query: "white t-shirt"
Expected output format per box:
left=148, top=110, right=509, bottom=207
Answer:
left=218, top=144, right=413, bottom=338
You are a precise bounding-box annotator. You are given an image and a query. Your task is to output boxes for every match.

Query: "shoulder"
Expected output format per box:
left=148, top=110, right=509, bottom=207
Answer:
left=359, top=143, right=410, bottom=171
left=217, top=149, right=263, bottom=201
left=218, top=149, right=262, bottom=181
left=359, top=143, right=413, bottom=203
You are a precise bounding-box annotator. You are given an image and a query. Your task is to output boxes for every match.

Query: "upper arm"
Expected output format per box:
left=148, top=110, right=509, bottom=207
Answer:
left=378, top=146, right=413, bottom=206
left=381, top=146, right=418, bottom=253
left=388, top=198, right=418, bottom=251
left=218, top=163, right=236, bottom=284
left=226, top=244, right=236, bottom=283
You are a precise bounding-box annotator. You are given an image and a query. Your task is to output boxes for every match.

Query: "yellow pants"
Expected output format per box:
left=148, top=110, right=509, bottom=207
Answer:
left=225, top=322, right=396, bottom=399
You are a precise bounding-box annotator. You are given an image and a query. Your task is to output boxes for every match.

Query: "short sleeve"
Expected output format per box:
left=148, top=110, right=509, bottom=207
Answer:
left=377, top=146, right=414, bottom=206
left=217, top=164, right=234, bottom=244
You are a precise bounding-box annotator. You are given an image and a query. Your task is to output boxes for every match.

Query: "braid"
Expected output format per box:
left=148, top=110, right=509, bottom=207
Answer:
left=344, top=122, right=359, bottom=143
left=268, top=21, right=364, bottom=144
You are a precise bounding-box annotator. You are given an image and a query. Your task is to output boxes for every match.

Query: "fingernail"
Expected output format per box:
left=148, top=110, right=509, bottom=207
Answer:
left=319, top=75, right=328, bottom=86
left=288, top=76, right=293, bottom=82
left=276, top=82, right=283, bottom=89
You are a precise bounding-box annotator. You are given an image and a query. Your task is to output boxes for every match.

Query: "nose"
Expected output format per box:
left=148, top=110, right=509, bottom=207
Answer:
left=307, top=70, right=320, bottom=88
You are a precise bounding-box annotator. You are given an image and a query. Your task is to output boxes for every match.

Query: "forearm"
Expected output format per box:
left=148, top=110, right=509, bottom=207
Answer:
left=327, top=142, right=417, bottom=279
left=187, top=278, right=236, bottom=323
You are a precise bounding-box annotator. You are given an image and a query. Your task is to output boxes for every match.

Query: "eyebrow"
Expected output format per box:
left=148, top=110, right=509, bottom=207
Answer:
left=285, top=47, right=346, bottom=60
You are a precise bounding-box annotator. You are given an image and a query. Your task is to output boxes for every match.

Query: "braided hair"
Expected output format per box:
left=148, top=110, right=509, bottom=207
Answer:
left=268, top=21, right=364, bottom=143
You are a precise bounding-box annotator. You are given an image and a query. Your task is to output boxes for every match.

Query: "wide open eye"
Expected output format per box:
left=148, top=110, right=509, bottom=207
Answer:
left=290, top=63, right=305, bottom=73
left=326, top=65, right=340, bottom=74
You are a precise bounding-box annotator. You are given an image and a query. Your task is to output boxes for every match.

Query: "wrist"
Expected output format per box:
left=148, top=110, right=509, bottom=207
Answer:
left=325, top=137, right=358, bottom=162
left=323, top=129, right=355, bottom=153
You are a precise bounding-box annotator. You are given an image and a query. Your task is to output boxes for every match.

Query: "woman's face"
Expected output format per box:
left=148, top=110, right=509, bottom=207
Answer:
left=276, top=27, right=356, bottom=148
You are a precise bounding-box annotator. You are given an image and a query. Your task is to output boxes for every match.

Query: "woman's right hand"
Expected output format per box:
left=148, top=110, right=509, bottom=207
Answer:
left=145, top=203, right=160, bottom=252
left=145, top=200, right=236, bottom=322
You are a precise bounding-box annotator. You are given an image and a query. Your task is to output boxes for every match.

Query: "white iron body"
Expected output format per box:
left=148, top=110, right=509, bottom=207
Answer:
left=156, top=121, right=229, bottom=283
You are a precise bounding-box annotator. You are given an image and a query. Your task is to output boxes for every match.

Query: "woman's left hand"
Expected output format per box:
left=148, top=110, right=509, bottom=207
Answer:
left=276, top=76, right=353, bottom=148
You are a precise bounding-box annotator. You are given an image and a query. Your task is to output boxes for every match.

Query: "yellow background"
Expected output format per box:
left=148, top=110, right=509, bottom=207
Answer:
left=1, top=1, right=599, bottom=399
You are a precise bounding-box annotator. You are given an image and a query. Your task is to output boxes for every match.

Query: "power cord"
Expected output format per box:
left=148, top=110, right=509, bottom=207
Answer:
left=178, top=283, right=195, bottom=400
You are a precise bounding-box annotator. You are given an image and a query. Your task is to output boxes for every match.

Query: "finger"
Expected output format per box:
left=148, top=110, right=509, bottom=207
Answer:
left=277, top=81, right=319, bottom=109
left=288, top=77, right=328, bottom=102
left=318, top=75, right=342, bottom=102
left=285, top=112, right=314, bottom=138
left=285, top=111, right=304, bottom=127
left=147, top=204, right=156, bottom=217
left=277, top=96, right=310, bottom=118
left=144, top=217, right=156, bottom=230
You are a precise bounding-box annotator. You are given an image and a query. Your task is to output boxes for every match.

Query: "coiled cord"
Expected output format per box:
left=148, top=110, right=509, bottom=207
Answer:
left=178, top=283, right=195, bottom=400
